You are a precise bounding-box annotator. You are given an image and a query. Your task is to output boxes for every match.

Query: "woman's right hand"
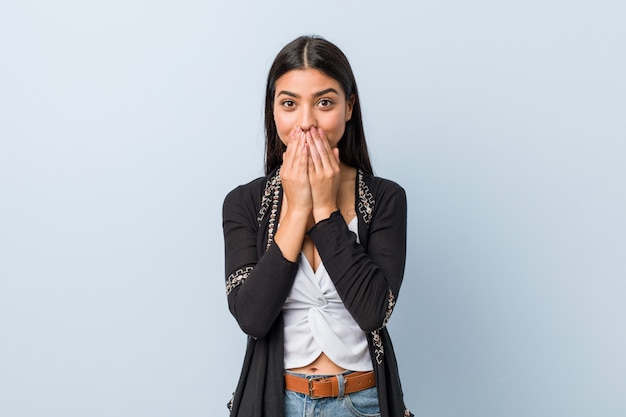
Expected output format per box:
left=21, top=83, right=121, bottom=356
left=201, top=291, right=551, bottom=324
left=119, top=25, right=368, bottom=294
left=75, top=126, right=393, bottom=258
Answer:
left=275, top=128, right=312, bottom=262
left=280, top=127, right=313, bottom=215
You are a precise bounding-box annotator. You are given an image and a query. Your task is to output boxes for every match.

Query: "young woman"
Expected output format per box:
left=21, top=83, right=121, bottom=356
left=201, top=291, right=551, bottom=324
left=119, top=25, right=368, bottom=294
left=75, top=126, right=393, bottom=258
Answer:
left=223, top=35, right=413, bottom=417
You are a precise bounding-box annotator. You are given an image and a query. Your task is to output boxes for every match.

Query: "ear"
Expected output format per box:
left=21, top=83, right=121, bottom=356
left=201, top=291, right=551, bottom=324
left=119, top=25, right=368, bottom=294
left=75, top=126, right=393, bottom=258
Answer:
left=345, top=94, right=356, bottom=121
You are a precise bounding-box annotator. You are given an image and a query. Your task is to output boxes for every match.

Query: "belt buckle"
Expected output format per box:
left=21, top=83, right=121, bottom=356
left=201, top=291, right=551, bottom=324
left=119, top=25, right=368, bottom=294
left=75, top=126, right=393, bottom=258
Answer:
left=307, top=376, right=325, bottom=399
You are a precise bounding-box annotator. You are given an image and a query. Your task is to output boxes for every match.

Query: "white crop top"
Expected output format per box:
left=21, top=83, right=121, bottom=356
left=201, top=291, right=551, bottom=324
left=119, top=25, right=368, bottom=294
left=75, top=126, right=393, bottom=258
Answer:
left=282, top=217, right=373, bottom=371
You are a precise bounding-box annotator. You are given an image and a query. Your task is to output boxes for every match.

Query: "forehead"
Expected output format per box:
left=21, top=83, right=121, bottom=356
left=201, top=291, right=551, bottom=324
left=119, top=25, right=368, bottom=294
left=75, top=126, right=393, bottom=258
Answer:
left=274, top=69, right=342, bottom=96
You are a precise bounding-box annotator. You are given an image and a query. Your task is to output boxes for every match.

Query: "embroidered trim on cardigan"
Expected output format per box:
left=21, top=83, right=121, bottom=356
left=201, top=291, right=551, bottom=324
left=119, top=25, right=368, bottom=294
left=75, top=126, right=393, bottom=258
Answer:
left=371, top=288, right=397, bottom=364
left=226, top=266, right=254, bottom=295
left=258, top=170, right=281, bottom=225
left=382, top=289, right=396, bottom=327
left=357, top=170, right=375, bottom=225
left=227, top=393, right=234, bottom=412
left=258, top=170, right=282, bottom=251
left=371, top=329, right=384, bottom=365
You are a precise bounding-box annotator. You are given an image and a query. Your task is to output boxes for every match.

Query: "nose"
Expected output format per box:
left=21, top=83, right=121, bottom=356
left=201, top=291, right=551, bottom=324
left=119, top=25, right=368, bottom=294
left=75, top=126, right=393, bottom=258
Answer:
left=299, top=106, right=316, bottom=132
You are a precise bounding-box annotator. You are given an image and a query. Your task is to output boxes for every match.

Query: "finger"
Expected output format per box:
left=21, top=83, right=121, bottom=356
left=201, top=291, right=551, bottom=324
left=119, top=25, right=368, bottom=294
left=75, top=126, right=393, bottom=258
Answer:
left=295, top=133, right=309, bottom=171
left=306, top=131, right=323, bottom=173
left=282, top=147, right=293, bottom=169
left=310, top=127, right=337, bottom=170
left=286, top=129, right=305, bottom=167
left=315, top=127, right=334, bottom=154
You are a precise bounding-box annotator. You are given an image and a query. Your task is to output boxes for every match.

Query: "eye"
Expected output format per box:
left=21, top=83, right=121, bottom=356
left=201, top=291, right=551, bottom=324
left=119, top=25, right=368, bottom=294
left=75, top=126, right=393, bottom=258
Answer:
left=281, top=100, right=296, bottom=109
left=318, top=99, right=333, bottom=108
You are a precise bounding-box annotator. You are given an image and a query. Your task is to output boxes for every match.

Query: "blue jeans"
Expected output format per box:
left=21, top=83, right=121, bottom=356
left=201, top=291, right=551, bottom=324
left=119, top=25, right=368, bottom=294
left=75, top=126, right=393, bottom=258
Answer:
left=284, top=371, right=381, bottom=417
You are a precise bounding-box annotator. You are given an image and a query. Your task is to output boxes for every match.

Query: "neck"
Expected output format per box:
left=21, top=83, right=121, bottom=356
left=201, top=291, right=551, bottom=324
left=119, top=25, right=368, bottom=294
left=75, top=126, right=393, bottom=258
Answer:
left=339, top=162, right=357, bottom=182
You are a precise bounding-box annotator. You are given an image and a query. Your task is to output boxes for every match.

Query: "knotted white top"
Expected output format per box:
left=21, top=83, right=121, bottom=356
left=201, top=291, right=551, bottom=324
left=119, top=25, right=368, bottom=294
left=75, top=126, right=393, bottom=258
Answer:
left=283, top=217, right=373, bottom=371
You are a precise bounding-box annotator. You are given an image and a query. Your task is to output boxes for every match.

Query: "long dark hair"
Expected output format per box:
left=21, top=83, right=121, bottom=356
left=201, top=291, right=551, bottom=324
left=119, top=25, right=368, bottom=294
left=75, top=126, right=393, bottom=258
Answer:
left=264, top=35, right=372, bottom=175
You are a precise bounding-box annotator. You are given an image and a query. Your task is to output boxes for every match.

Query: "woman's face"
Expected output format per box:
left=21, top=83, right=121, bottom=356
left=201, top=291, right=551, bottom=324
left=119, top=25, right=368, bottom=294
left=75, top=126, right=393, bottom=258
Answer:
left=273, top=69, right=354, bottom=148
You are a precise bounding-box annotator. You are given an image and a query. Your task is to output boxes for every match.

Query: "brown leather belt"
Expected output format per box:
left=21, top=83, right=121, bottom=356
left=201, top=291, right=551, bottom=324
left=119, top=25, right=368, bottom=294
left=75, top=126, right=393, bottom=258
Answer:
left=284, top=371, right=376, bottom=399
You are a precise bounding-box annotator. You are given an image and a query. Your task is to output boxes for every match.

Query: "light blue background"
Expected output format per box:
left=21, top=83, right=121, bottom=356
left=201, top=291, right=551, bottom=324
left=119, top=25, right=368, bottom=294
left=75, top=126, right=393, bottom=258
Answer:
left=1, top=1, right=624, bottom=416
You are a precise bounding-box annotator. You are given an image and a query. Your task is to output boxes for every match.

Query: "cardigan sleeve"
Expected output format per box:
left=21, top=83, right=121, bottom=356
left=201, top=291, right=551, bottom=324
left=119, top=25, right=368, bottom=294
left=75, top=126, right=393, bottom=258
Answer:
left=223, top=184, right=299, bottom=339
left=308, top=180, right=407, bottom=332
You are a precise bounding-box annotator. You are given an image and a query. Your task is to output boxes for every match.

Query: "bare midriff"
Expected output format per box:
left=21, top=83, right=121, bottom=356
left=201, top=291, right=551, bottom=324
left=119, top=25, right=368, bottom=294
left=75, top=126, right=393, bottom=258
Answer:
left=288, top=352, right=347, bottom=375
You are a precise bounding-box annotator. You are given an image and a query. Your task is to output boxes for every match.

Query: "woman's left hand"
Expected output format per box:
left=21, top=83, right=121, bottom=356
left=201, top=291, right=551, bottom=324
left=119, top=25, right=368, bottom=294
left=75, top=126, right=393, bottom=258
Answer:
left=306, top=127, right=341, bottom=222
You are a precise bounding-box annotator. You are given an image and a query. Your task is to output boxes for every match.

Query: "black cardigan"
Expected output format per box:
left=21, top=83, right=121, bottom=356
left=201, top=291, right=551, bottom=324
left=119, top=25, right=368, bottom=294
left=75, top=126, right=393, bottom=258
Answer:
left=222, top=168, right=413, bottom=417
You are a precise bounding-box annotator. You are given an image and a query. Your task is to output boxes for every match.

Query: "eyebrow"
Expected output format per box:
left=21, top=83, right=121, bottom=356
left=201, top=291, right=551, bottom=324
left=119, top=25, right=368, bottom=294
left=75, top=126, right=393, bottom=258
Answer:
left=276, top=88, right=340, bottom=98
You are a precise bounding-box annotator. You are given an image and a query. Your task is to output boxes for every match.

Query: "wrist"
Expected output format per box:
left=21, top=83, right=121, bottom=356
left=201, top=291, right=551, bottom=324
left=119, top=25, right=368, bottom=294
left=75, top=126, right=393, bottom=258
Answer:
left=286, top=205, right=312, bottom=220
left=312, top=206, right=338, bottom=223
